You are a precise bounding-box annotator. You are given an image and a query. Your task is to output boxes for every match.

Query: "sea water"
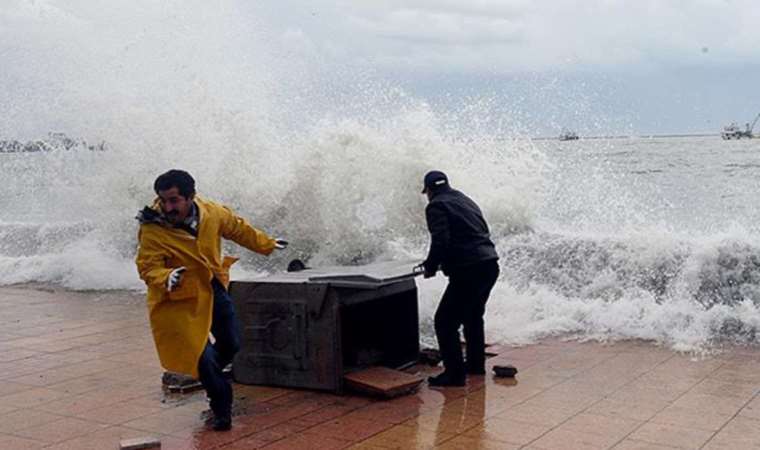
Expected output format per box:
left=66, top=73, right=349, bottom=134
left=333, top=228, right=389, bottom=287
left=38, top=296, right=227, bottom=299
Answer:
left=3, top=1, right=760, bottom=352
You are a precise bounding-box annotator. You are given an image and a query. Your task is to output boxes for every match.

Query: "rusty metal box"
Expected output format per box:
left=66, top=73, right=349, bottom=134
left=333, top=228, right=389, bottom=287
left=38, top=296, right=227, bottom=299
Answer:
left=229, top=260, right=420, bottom=393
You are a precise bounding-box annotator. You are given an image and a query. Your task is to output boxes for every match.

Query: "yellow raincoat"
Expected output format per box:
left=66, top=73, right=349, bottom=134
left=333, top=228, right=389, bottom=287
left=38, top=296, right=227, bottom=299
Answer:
left=135, top=196, right=276, bottom=379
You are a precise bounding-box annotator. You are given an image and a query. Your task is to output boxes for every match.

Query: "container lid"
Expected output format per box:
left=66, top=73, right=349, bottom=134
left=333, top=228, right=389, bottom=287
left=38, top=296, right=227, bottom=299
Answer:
left=236, top=259, right=421, bottom=288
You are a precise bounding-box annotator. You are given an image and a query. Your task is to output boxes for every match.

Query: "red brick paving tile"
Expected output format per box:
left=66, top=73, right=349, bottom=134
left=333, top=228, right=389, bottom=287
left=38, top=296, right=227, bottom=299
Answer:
left=345, top=442, right=394, bottom=450
left=436, top=435, right=520, bottom=450
left=34, top=392, right=121, bottom=415
left=2, top=363, right=72, bottom=381
left=45, top=374, right=122, bottom=395
left=529, top=427, right=623, bottom=450
left=278, top=417, right=319, bottom=432
left=166, top=399, right=213, bottom=418
left=59, top=358, right=126, bottom=377
left=222, top=440, right=271, bottom=450
left=123, top=409, right=204, bottom=435
left=0, top=409, right=65, bottom=434
left=157, top=436, right=197, bottom=450
left=235, top=407, right=303, bottom=430
left=347, top=402, right=422, bottom=425
left=222, top=428, right=291, bottom=449
left=169, top=412, right=267, bottom=441
left=72, top=398, right=165, bottom=425
left=0, top=348, right=41, bottom=362
left=267, top=391, right=318, bottom=406
left=701, top=416, right=760, bottom=449
left=42, top=349, right=102, bottom=364
left=12, top=416, right=109, bottom=444
left=0, top=380, right=35, bottom=396
left=400, top=410, right=484, bottom=435
left=297, top=404, right=358, bottom=426
left=236, top=400, right=330, bottom=430
left=6, top=367, right=84, bottom=387
left=382, top=391, right=440, bottom=412
left=176, top=425, right=258, bottom=449
left=16, top=355, right=71, bottom=372
left=0, top=405, right=18, bottom=415
left=362, top=423, right=456, bottom=448
left=40, top=425, right=159, bottom=450
left=0, top=387, right=71, bottom=408
left=307, top=415, right=395, bottom=442
left=330, top=395, right=376, bottom=410
left=19, top=340, right=83, bottom=353
left=260, top=431, right=353, bottom=450
left=629, top=422, right=714, bottom=449
left=612, top=439, right=686, bottom=450
left=464, top=416, right=551, bottom=446
left=103, top=349, right=162, bottom=367
left=0, top=433, right=45, bottom=449
left=41, top=384, right=152, bottom=415
left=234, top=384, right=291, bottom=402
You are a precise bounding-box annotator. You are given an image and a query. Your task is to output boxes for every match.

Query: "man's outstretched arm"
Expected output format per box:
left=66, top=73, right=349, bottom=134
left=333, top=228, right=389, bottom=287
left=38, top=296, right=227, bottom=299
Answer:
left=219, top=205, right=278, bottom=255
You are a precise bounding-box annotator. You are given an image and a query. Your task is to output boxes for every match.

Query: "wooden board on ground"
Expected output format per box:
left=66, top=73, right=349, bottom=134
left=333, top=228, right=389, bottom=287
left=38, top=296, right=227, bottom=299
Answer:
left=344, top=366, right=424, bottom=398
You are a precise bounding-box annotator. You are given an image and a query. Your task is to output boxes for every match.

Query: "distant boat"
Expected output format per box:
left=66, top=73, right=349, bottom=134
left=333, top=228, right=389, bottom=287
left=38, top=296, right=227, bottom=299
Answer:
left=721, top=113, right=759, bottom=140
left=559, top=130, right=579, bottom=141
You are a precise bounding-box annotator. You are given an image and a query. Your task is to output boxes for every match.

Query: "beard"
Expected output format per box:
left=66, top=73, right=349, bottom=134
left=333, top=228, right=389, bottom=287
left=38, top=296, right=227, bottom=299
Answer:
left=164, top=211, right=181, bottom=224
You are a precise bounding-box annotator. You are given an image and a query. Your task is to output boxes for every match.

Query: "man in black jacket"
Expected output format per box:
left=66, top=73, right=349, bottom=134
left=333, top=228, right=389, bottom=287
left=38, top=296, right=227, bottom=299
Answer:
left=418, top=170, right=500, bottom=387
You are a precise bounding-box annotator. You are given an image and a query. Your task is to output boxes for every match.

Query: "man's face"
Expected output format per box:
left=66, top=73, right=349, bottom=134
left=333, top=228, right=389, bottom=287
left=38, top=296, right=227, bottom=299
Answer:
left=158, top=187, right=193, bottom=225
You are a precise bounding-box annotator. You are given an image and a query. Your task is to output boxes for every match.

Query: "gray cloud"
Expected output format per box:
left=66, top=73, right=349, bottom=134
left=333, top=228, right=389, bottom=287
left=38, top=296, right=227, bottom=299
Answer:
left=270, top=0, right=760, bottom=73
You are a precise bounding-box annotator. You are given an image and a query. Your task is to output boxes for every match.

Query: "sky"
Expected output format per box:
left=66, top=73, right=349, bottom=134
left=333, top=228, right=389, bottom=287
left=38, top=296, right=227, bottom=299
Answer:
left=252, top=0, right=760, bottom=135
left=2, top=0, right=760, bottom=137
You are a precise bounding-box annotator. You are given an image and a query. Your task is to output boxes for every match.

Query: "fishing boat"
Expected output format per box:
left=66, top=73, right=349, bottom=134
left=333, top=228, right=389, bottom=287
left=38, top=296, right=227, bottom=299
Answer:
left=721, top=113, right=759, bottom=140
left=559, top=130, right=579, bottom=141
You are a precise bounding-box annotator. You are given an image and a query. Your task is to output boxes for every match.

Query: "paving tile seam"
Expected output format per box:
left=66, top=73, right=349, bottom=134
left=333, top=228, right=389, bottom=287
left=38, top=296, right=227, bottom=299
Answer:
left=515, top=349, right=680, bottom=449
left=223, top=397, right=375, bottom=447
left=347, top=351, right=605, bottom=450
left=613, top=438, right=683, bottom=449
left=697, top=390, right=760, bottom=449
left=593, top=350, right=730, bottom=450
left=343, top=383, right=488, bottom=448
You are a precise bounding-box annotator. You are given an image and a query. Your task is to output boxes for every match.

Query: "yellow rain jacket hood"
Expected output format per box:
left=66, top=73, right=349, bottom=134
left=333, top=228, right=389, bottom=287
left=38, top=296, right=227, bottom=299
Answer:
left=135, top=196, right=276, bottom=379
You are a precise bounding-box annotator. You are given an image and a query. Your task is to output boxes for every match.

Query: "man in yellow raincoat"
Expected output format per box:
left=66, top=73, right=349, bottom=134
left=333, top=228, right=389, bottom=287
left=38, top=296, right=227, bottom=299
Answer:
left=135, top=169, right=286, bottom=431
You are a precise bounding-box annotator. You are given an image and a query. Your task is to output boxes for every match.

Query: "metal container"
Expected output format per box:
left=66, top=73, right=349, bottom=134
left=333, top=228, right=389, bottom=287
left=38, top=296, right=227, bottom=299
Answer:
left=230, top=260, right=420, bottom=393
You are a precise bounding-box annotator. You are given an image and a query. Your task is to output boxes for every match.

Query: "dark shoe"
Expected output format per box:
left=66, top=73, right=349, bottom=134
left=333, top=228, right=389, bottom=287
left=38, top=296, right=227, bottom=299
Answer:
left=492, top=364, right=518, bottom=378
left=212, top=414, right=232, bottom=431
left=427, top=371, right=465, bottom=387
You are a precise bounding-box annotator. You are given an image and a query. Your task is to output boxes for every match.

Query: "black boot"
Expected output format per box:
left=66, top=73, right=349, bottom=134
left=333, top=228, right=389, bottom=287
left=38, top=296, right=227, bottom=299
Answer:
left=212, top=413, right=232, bottom=431
left=428, top=371, right=465, bottom=387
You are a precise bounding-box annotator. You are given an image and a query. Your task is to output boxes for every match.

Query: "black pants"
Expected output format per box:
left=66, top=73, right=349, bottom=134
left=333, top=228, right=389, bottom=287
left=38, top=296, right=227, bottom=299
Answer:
left=434, top=259, right=499, bottom=377
left=197, top=278, right=241, bottom=418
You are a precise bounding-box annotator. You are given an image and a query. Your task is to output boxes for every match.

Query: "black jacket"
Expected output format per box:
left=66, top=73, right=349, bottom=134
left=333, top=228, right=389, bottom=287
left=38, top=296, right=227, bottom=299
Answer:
left=422, top=187, right=498, bottom=275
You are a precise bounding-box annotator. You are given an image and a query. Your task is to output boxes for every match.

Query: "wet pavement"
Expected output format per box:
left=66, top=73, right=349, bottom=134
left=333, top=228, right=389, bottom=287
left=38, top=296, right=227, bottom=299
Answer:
left=2, top=285, right=760, bottom=449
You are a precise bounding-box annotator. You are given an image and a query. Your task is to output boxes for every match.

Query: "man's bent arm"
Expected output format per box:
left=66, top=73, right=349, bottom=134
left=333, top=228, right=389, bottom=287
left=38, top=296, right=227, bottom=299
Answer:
left=135, top=230, right=173, bottom=289
left=219, top=206, right=277, bottom=255
left=423, top=203, right=450, bottom=272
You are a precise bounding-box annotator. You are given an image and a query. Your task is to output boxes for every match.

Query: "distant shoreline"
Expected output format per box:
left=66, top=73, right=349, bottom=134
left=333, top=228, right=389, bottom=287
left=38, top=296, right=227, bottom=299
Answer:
left=532, top=132, right=719, bottom=141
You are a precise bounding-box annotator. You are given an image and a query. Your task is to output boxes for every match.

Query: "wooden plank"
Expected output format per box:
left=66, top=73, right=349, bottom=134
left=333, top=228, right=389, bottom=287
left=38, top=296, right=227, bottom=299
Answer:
left=344, top=366, right=423, bottom=398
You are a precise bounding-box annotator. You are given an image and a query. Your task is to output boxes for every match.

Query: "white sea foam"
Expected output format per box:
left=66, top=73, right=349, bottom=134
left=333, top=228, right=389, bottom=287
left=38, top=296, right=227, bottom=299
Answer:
left=3, top=1, right=760, bottom=352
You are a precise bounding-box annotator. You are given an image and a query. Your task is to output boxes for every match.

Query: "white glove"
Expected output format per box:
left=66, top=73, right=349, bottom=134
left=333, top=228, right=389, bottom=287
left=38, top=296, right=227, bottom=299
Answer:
left=166, top=267, right=186, bottom=292
left=274, top=238, right=289, bottom=250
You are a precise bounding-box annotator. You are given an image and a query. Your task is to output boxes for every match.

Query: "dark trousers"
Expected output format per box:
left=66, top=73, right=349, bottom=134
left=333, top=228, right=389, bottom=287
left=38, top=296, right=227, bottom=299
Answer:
left=434, top=259, right=499, bottom=377
left=197, top=278, right=241, bottom=418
